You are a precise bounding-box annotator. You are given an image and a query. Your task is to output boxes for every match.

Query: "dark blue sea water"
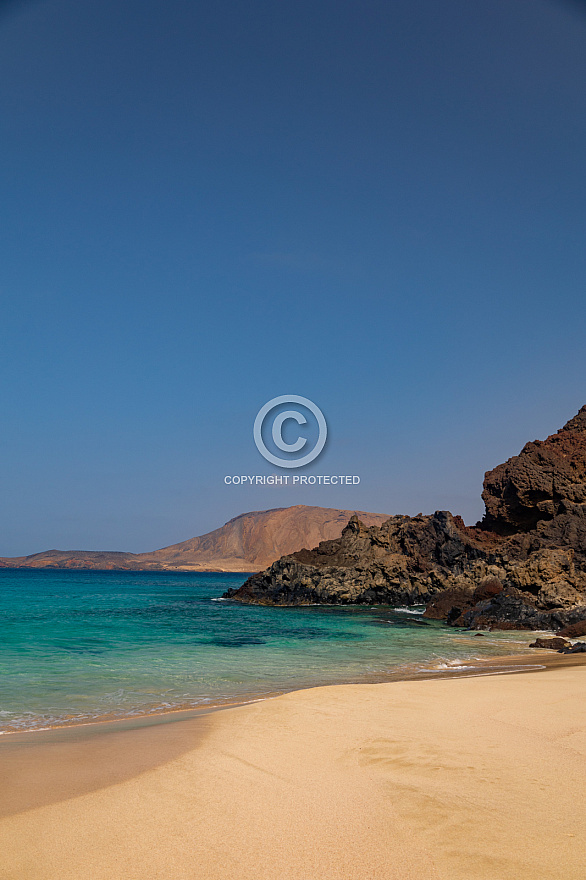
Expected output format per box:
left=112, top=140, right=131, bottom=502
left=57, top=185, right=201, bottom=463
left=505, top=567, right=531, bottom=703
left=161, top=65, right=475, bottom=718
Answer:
left=0, top=569, right=537, bottom=732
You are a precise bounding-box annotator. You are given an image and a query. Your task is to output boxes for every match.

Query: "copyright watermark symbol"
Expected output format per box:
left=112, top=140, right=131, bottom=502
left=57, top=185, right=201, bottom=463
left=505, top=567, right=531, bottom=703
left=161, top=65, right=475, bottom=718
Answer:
left=253, top=395, right=327, bottom=468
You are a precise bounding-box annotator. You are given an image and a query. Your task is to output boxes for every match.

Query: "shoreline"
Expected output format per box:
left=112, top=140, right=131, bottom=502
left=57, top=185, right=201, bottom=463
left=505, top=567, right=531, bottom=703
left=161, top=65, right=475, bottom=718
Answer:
left=2, top=646, right=583, bottom=739
left=1, top=660, right=584, bottom=879
left=1, top=651, right=585, bottom=819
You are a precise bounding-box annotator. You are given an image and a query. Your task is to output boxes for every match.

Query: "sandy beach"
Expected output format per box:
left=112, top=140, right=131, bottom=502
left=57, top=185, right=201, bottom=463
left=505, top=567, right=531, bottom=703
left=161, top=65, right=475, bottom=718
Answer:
left=1, top=658, right=585, bottom=880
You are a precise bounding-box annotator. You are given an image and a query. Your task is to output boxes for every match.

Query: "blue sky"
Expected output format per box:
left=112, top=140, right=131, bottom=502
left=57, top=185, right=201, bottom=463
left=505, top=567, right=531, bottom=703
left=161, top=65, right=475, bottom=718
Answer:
left=1, top=0, right=586, bottom=555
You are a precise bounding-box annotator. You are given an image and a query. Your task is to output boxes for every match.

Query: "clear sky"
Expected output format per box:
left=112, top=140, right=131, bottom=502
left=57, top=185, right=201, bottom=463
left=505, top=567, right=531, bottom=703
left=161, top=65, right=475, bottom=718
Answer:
left=1, top=0, right=586, bottom=555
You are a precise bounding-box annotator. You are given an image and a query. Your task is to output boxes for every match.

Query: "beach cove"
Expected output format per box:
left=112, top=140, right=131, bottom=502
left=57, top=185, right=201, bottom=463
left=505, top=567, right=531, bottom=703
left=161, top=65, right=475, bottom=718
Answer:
left=0, top=570, right=542, bottom=733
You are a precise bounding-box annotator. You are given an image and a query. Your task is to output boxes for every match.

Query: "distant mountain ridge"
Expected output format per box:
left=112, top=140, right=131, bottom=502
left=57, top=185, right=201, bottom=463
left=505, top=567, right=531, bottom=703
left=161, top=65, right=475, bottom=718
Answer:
left=0, top=506, right=389, bottom=572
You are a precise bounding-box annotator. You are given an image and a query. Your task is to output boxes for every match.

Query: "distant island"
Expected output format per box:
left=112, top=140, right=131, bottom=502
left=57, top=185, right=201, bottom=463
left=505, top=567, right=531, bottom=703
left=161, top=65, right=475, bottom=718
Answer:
left=225, top=407, right=586, bottom=636
left=0, top=506, right=389, bottom=573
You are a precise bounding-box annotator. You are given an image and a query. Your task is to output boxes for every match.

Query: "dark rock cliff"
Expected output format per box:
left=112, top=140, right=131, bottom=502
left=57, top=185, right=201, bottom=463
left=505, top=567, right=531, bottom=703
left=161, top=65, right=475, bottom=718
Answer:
left=481, top=406, right=586, bottom=534
left=224, top=407, right=586, bottom=631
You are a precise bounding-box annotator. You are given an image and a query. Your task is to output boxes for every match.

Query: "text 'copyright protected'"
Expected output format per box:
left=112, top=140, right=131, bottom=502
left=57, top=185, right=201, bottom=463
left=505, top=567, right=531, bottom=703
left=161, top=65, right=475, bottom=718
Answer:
left=224, top=475, right=360, bottom=485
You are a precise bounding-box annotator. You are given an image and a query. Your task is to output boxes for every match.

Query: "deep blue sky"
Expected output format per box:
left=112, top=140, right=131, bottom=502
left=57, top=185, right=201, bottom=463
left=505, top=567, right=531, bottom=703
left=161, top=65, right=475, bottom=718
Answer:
left=1, top=0, right=586, bottom=555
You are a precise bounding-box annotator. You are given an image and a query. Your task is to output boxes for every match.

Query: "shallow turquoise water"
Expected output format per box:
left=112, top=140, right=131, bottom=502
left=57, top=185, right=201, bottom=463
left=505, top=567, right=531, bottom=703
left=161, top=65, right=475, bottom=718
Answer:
left=0, top=569, right=538, bottom=732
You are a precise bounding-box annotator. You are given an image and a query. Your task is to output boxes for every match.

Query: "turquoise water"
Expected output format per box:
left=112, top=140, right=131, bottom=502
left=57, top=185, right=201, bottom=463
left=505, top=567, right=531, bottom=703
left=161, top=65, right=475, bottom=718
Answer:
left=0, top=569, right=538, bottom=733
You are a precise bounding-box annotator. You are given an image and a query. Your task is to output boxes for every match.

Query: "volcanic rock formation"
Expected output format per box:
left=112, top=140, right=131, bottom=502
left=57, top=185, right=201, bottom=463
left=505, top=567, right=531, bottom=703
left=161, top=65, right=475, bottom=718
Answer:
left=224, top=407, right=586, bottom=631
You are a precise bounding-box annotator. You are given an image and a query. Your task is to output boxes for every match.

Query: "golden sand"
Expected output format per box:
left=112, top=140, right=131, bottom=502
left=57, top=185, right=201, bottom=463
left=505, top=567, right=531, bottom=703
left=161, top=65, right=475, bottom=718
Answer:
left=1, top=660, right=585, bottom=879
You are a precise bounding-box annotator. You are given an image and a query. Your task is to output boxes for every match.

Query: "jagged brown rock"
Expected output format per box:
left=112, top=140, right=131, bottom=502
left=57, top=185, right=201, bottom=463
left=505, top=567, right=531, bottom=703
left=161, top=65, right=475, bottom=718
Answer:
left=224, top=408, right=586, bottom=631
left=529, top=638, right=570, bottom=649
left=226, top=512, right=497, bottom=607
left=558, top=620, right=586, bottom=638
left=481, top=405, right=586, bottom=534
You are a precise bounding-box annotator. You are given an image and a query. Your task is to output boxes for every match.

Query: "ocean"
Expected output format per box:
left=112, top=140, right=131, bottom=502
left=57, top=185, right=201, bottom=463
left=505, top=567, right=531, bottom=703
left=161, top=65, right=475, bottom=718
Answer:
left=0, top=569, right=539, bottom=733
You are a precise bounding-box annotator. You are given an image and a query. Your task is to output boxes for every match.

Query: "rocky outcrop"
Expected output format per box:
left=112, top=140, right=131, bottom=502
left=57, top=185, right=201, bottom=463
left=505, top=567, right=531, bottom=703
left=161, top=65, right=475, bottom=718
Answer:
left=558, top=641, right=586, bottom=654
left=0, top=506, right=389, bottom=573
left=529, top=637, right=570, bottom=650
left=225, top=512, right=497, bottom=606
left=558, top=620, right=586, bottom=639
left=224, top=408, right=586, bottom=632
left=480, top=406, right=586, bottom=534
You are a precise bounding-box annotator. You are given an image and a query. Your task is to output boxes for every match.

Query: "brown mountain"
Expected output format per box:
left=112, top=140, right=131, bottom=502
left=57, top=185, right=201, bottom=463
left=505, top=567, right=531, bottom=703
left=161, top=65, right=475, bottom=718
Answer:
left=225, top=407, right=586, bottom=633
left=0, top=506, right=389, bottom=573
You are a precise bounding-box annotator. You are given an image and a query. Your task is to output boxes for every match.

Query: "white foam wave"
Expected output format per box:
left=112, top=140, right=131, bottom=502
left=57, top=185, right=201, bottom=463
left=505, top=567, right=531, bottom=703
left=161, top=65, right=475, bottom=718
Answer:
left=432, top=661, right=471, bottom=671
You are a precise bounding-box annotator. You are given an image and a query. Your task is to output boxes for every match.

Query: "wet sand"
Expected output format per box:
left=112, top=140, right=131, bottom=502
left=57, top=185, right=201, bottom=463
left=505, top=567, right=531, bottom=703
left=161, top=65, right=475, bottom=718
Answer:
left=1, top=654, right=585, bottom=879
